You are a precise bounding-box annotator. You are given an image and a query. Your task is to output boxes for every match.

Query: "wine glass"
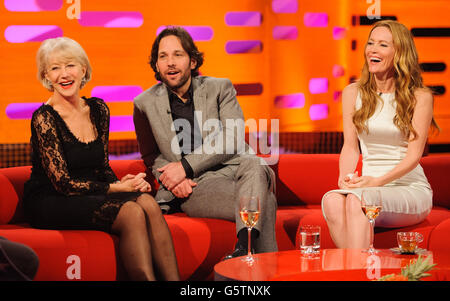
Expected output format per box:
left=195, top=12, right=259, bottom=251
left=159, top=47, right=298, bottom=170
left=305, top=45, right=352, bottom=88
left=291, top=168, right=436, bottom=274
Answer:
left=239, top=196, right=260, bottom=264
left=361, top=189, right=382, bottom=254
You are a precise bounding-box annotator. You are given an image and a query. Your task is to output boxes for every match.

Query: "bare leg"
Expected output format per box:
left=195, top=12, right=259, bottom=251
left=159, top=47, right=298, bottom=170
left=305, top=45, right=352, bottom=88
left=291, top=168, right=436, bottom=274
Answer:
left=322, top=193, right=347, bottom=248
left=345, top=194, right=370, bottom=248
left=136, top=194, right=180, bottom=281
left=111, top=201, right=155, bottom=281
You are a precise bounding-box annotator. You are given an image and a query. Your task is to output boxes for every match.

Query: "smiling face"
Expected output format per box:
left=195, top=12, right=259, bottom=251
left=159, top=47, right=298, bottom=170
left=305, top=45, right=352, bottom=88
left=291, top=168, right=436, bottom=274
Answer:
left=156, top=35, right=196, bottom=96
left=365, top=26, right=395, bottom=76
left=45, top=51, right=86, bottom=99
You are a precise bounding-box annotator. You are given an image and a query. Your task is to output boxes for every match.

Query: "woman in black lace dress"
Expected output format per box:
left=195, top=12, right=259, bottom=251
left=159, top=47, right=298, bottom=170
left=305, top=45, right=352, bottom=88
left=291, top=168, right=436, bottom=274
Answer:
left=23, top=37, right=179, bottom=281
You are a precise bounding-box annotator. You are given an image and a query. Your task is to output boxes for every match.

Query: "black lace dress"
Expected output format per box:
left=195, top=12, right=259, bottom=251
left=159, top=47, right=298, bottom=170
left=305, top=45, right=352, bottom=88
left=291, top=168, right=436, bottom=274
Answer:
left=23, top=97, right=141, bottom=233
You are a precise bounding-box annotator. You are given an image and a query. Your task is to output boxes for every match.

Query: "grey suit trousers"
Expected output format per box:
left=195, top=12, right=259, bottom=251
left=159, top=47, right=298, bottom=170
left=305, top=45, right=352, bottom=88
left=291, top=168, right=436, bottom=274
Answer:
left=155, top=156, right=278, bottom=253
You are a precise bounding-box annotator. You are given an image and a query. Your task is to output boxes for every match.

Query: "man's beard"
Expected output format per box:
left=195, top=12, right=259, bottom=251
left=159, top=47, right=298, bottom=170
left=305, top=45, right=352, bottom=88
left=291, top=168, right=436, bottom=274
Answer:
left=160, top=70, right=191, bottom=92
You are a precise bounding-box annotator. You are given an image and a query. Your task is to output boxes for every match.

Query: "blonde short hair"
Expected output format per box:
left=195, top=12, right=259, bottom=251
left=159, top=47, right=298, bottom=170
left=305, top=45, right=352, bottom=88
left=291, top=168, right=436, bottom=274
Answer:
left=36, top=37, right=92, bottom=91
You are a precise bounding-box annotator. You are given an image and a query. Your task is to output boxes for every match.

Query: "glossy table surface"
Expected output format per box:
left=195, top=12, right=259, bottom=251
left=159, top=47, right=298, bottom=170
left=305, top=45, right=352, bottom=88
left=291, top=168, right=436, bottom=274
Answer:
left=214, top=249, right=450, bottom=281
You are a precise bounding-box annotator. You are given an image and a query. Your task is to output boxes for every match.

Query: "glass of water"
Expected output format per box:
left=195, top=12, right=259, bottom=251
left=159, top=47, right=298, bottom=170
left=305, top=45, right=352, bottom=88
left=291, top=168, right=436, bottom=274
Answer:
left=299, top=225, right=320, bottom=255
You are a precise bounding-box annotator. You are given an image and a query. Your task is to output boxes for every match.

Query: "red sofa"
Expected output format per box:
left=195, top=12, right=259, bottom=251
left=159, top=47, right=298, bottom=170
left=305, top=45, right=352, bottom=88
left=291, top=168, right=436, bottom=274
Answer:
left=1, top=154, right=449, bottom=281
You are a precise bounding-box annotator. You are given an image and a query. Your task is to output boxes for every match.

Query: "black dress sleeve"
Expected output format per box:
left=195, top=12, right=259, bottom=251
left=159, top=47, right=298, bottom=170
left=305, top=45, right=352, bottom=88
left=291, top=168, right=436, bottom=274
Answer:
left=31, top=107, right=110, bottom=196
left=92, top=98, right=119, bottom=183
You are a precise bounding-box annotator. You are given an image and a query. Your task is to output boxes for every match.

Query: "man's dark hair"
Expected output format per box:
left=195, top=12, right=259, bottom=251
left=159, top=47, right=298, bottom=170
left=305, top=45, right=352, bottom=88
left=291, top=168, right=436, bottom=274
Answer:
left=149, top=26, right=204, bottom=81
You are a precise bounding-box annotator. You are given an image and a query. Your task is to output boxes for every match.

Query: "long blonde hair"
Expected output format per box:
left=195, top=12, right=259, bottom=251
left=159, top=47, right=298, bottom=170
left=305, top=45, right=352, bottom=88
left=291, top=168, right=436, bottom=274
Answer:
left=353, top=20, right=439, bottom=140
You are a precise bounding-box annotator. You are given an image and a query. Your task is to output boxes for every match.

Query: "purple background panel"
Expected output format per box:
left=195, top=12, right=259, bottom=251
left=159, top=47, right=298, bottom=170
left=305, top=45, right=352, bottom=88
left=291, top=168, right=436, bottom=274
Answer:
left=91, top=86, right=143, bottom=102
left=304, top=12, right=329, bottom=27
left=79, top=11, right=143, bottom=28
left=157, top=26, right=213, bottom=41
left=272, top=0, right=298, bottom=13
left=274, top=93, right=305, bottom=108
left=6, top=103, right=42, bottom=119
left=273, top=26, right=298, bottom=40
left=332, top=65, right=345, bottom=78
left=4, top=25, right=63, bottom=43
left=4, top=0, right=62, bottom=11
left=333, top=26, right=347, bottom=40
left=333, top=91, right=342, bottom=101
left=309, top=78, right=329, bottom=94
left=225, top=40, right=262, bottom=54
left=225, top=12, right=262, bottom=26
left=309, top=104, right=329, bottom=120
left=110, top=116, right=134, bottom=132
left=109, top=152, right=141, bottom=160
left=234, top=83, right=263, bottom=96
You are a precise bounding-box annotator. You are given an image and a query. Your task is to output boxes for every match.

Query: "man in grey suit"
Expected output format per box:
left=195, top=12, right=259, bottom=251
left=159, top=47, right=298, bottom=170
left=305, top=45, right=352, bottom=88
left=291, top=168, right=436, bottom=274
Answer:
left=133, top=26, right=277, bottom=257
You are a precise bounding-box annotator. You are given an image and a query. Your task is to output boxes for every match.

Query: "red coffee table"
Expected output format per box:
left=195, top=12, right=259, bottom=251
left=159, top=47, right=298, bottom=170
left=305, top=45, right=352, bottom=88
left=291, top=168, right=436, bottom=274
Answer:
left=214, top=248, right=450, bottom=281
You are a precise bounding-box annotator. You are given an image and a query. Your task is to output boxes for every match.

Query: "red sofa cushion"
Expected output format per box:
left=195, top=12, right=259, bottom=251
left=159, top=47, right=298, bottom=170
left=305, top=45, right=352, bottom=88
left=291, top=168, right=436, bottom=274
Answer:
left=0, top=173, right=18, bottom=224
left=0, top=166, right=31, bottom=223
left=421, top=155, right=450, bottom=208
left=0, top=225, right=118, bottom=280
left=276, top=154, right=340, bottom=206
left=1, top=155, right=449, bottom=281
left=429, top=218, right=450, bottom=253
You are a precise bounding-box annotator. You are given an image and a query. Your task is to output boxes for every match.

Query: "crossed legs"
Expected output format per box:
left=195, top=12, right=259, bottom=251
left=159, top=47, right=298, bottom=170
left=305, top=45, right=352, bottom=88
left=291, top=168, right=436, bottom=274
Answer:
left=111, top=193, right=179, bottom=281
left=322, top=192, right=370, bottom=248
left=180, top=157, right=278, bottom=254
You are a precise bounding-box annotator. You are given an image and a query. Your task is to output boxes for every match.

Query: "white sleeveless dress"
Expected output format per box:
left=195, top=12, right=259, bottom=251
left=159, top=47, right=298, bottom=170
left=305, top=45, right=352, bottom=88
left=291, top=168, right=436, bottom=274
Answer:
left=321, top=92, right=433, bottom=228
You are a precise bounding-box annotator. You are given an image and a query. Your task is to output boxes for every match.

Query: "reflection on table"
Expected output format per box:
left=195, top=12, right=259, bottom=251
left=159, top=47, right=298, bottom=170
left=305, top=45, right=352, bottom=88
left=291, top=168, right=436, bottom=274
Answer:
left=214, top=248, right=450, bottom=281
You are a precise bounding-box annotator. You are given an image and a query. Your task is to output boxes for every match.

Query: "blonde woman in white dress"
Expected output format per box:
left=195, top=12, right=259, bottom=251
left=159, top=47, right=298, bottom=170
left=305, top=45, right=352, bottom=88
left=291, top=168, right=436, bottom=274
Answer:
left=321, top=20, right=439, bottom=249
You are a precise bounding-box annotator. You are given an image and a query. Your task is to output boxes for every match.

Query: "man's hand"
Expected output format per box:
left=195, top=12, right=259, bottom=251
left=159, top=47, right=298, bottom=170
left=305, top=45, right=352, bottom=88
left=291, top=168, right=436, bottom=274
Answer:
left=171, top=179, right=197, bottom=198
left=157, top=162, right=186, bottom=190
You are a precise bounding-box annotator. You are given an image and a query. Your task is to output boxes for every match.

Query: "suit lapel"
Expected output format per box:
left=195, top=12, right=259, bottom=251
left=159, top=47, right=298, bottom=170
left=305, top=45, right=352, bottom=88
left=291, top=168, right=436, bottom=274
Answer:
left=154, top=85, right=181, bottom=161
left=192, top=77, right=208, bottom=141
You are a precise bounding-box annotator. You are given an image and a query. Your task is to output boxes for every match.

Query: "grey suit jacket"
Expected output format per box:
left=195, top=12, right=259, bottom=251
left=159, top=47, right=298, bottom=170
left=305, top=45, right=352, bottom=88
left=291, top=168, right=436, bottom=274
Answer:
left=133, top=76, right=255, bottom=201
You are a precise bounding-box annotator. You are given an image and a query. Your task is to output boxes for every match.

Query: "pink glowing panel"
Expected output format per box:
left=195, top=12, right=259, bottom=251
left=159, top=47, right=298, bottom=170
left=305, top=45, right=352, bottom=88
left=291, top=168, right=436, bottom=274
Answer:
left=225, top=12, right=261, bottom=26
left=334, top=91, right=342, bottom=101
left=110, top=116, right=134, bottom=132
left=333, top=26, right=347, bottom=40
left=273, top=26, right=298, bottom=40
left=332, top=65, right=345, bottom=78
left=304, top=13, right=328, bottom=27
left=225, top=40, right=262, bottom=54
left=157, top=26, right=213, bottom=41
left=91, top=86, right=143, bottom=102
left=274, top=93, right=305, bottom=108
left=4, top=0, right=62, bottom=11
left=272, top=0, right=298, bottom=13
left=109, top=152, right=141, bottom=160
left=79, top=11, right=143, bottom=28
left=309, top=104, right=329, bottom=120
left=6, top=103, right=42, bottom=119
left=5, top=25, right=63, bottom=43
left=309, top=78, right=328, bottom=94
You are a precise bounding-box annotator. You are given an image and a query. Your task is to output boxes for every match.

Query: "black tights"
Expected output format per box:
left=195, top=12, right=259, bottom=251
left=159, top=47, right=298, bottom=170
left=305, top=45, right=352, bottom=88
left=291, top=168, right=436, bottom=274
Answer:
left=111, top=194, right=179, bottom=281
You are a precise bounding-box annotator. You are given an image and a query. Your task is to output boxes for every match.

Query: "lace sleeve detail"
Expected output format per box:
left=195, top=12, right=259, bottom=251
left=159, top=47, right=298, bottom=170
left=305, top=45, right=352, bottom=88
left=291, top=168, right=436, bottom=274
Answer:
left=31, top=108, right=110, bottom=195
left=93, top=98, right=118, bottom=183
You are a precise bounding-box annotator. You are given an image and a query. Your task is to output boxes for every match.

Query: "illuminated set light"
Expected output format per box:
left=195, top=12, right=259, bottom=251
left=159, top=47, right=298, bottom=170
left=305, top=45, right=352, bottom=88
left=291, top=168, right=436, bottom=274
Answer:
left=78, top=11, right=144, bottom=28
left=90, top=86, right=143, bottom=102
left=156, top=26, right=213, bottom=41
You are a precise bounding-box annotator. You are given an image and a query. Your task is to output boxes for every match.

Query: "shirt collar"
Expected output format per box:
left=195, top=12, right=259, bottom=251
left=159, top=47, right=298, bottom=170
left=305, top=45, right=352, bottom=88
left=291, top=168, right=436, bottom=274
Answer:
left=167, top=82, right=194, bottom=104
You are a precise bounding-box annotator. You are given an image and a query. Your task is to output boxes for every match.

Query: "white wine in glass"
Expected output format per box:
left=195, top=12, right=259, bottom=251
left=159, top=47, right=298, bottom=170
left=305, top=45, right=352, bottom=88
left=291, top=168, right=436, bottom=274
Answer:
left=239, top=196, right=260, bottom=263
left=361, top=189, right=382, bottom=254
